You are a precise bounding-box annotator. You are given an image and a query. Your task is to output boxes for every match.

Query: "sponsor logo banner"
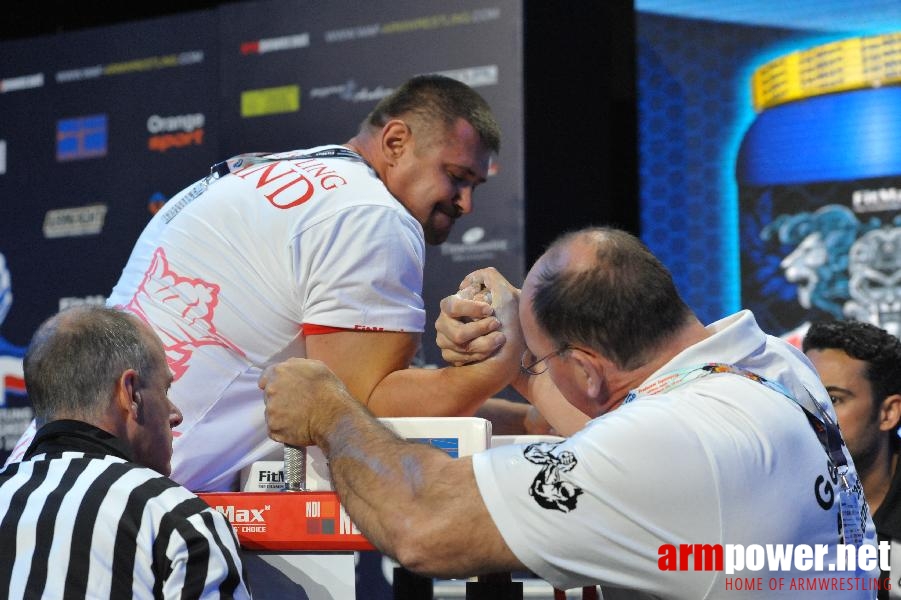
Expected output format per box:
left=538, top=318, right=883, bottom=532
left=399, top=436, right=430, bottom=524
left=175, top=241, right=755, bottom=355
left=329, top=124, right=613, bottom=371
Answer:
left=0, top=407, right=32, bottom=453
left=0, top=73, right=44, bottom=93
left=55, top=51, right=204, bottom=83
left=308, top=66, right=498, bottom=106
left=58, top=295, right=106, bottom=311
left=241, top=33, right=310, bottom=55
left=241, top=85, right=300, bottom=117
left=198, top=491, right=374, bottom=551
left=147, top=113, right=206, bottom=152
left=440, top=226, right=509, bottom=263
left=43, top=205, right=108, bottom=238
left=323, top=7, right=502, bottom=43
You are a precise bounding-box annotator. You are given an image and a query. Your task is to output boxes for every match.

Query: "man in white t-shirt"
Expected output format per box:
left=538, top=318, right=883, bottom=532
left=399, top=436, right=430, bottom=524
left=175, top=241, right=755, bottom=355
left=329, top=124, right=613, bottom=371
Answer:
left=7, top=74, right=528, bottom=492
left=259, top=226, right=880, bottom=598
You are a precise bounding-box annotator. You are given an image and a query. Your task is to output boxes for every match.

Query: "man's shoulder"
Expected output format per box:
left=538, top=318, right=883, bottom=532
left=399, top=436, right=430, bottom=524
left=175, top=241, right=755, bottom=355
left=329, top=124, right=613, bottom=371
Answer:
left=116, top=465, right=224, bottom=515
left=297, top=193, right=423, bottom=244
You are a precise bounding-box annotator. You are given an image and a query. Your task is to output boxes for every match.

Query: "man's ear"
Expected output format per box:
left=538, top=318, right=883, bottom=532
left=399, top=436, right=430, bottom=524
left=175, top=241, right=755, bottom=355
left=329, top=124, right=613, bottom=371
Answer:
left=879, top=393, right=901, bottom=433
left=118, top=369, right=141, bottom=419
left=380, top=119, right=411, bottom=163
left=569, top=348, right=606, bottom=398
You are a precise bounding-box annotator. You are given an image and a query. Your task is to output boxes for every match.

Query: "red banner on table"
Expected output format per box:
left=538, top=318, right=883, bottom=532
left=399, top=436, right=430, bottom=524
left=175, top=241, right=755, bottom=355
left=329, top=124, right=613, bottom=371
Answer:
left=198, top=491, right=375, bottom=551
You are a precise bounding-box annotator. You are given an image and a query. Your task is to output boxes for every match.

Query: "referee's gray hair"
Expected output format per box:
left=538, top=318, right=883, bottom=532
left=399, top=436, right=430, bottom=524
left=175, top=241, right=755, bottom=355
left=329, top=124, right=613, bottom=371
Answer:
left=24, top=305, right=157, bottom=422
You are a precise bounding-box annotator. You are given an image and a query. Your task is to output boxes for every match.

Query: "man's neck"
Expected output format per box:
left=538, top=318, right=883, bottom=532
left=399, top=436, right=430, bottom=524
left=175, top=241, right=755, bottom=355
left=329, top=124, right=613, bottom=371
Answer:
left=606, top=318, right=713, bottom=409
left=861, top=445, right=899, bottom=515
left=343, top=134, right=384, bottom=179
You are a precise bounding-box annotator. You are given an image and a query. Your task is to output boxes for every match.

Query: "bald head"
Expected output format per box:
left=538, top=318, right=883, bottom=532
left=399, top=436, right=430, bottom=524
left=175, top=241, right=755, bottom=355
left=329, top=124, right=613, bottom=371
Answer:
left=523, top=227, right=694, bottom=371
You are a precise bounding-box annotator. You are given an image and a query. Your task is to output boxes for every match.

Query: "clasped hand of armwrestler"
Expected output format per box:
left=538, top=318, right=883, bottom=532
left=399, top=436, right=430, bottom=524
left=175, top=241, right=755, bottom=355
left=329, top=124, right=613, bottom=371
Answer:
left=435, top=267, right=521, bottom=366
left=437, top=268, right=556, bottom=436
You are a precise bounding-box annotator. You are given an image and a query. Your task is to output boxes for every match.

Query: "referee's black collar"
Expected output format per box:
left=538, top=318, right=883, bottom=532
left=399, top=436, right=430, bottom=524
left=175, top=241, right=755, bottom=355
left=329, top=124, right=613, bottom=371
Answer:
left=23, top=420, right=134, bottom=463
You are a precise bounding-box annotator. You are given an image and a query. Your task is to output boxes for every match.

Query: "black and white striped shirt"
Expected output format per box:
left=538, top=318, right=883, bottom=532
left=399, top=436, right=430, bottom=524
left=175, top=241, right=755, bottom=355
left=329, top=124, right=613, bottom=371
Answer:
left=0, top=421, right=252, bottom=599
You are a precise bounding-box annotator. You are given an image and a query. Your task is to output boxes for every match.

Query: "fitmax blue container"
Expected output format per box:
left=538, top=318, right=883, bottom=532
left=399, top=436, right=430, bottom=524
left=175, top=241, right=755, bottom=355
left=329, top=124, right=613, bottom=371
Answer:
left=735, top=33, right=901, bottom=337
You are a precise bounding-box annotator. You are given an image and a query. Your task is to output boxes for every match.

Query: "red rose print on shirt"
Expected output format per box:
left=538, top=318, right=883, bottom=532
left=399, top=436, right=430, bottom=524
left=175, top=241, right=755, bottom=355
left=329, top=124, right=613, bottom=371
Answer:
left=124, top=247, right=245, bottom=380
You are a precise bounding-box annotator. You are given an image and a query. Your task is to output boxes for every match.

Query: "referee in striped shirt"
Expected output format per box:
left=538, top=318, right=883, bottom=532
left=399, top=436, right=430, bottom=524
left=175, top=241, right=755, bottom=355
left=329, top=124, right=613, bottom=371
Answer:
left=0, top=305, right=251, bottom=599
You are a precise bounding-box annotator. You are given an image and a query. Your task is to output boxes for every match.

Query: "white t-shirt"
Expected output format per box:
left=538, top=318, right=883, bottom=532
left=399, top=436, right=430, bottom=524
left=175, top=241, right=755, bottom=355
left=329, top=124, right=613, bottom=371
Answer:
left=473, top=311, right=879, bottom=598
left=102, top=146, right=425, bottom=491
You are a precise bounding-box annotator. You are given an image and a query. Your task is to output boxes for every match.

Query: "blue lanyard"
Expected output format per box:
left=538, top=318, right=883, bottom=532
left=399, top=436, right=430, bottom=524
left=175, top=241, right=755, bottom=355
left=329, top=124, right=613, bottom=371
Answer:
left=624, top=363, right=848, bottom=472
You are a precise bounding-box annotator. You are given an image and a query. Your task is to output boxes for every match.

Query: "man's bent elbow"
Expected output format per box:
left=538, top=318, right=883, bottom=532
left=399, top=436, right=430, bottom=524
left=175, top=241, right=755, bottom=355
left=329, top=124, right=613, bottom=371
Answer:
left=388, top=520, right=462, bottom=578
left=393, top=538, right=459, bottom=579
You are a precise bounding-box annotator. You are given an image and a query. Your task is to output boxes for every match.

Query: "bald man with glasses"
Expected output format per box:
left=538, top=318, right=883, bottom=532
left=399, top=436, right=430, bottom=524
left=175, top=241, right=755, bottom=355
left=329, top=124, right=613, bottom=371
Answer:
left=259, top=226, right=879, bottom=598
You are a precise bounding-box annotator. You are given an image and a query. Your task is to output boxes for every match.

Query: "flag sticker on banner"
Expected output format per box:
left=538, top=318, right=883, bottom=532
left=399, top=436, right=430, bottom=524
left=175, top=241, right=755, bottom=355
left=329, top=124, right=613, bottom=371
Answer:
left=56, top=115, right=108, bottom=161
left=241, top=85, right=300, bottom=118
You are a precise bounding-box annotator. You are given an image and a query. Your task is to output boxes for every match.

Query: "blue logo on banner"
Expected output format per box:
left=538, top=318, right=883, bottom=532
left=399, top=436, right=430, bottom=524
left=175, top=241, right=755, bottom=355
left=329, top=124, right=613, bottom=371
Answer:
left=410, top=437, right=459, bottom=458
left=57, top=114, right=108, bottom=161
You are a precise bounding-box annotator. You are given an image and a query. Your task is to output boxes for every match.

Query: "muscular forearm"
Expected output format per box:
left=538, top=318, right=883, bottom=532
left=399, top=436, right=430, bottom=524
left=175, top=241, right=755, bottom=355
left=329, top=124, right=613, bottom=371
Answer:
left=365, top=355, right=520, bottom=417
left=261, top=358, right=523, bottom=577
left=317, top=397, right=523, bottom=577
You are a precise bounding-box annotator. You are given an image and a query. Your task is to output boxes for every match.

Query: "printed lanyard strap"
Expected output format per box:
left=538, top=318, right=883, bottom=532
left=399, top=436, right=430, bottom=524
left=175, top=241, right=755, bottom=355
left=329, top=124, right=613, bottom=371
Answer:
left=639, top=363, right=866, bottom=546
left=705, top=364, right=848, bottom=470
left=208, top=147, right=365, bottom=181
left=159, top=147, right=366, bottom=225
left=625, top=363, right=848, bottom=471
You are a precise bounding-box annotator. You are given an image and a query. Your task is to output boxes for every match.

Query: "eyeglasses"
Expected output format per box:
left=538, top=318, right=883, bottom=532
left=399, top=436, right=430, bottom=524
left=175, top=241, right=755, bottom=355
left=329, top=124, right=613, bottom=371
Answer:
left=520, top=345, right=572, bottom=376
